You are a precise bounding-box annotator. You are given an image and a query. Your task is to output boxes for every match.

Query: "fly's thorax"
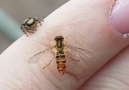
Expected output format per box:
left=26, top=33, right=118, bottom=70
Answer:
left=56, top=40, right=64, bottom=50
left=54, top=35, right=64, bottom=48
left=52, top=35, right=66, bottom=56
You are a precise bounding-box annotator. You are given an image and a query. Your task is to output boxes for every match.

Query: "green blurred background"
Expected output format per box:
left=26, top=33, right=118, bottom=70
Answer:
left=0, top=0, right=68, bottom=54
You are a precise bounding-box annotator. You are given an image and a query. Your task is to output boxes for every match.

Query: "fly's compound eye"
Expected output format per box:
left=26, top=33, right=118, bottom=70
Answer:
left=55, top=35, right=64, bottom=41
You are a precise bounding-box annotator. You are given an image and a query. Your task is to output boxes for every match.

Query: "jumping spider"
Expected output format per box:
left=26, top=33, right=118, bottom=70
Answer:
left=21, top=17, right=42, bottom=36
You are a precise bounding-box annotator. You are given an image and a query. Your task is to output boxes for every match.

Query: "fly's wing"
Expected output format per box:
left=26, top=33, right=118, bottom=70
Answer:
left=65, top=34, right=93, bottom=61
left=28, top=49, right=52, bottom=63
left=67, top=46, right=93, bottom=61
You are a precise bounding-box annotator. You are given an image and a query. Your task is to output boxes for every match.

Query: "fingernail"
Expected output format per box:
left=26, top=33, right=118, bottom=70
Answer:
left=111, top=0, right=129, bottom=34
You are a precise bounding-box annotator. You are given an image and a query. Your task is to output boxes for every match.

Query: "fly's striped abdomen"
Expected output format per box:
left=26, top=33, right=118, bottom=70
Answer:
left=56, top=51, right=66, bottom=75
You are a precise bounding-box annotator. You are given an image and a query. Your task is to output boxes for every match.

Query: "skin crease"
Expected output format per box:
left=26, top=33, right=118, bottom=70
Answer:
left=0, top=0, right=129, bottom=90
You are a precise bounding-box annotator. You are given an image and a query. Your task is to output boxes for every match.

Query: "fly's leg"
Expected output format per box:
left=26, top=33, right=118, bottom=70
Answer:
left=40, top=48, right=57, bottom=70
left=69, top=56, right=80, bottom=62
left=43, top=57, right=55, bottom=69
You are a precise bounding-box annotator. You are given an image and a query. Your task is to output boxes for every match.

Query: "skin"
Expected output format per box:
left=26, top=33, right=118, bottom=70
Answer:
left=0, top=0, right=129, bottom=90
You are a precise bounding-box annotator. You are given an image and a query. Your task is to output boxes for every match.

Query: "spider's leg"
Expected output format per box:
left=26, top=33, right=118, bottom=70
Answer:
left=26, top=30, right=35, bottom=33
left=37, top=18, right=42, bottom=26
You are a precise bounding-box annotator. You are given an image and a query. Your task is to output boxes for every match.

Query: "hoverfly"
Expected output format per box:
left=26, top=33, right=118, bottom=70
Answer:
left=21, top=17, right=42, bottom=36
left=29, top=35, right=93, bottom=75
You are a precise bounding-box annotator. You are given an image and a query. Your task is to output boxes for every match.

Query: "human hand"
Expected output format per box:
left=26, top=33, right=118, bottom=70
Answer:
left=0, top=0, right=129, bottom=90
